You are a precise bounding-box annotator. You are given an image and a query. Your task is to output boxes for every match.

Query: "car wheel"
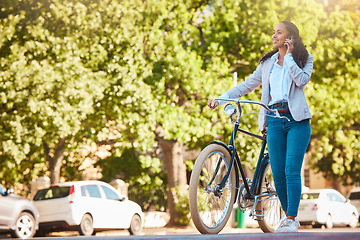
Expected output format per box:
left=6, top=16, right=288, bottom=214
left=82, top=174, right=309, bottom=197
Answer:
left=128, top=214, right=142, bottom=235
left=78, top=214, right=94, bottom=236
left=10, top=212, right=36, bottom=239
left=325, top=214, right=333, bottom=229
left=349, top=213, right=358, bottom=228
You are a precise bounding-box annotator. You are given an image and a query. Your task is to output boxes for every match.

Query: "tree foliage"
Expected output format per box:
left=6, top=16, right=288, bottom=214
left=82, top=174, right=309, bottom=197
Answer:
left=0, top=0, right=359, bottom=215
left=0, top=0, right=109, bottom=184
left=307, top=5, right=360, bottom=184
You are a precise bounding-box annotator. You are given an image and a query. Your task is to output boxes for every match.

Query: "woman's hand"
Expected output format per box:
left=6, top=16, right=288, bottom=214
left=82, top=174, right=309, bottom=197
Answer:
left=208, top=99, right=219, bottom=110
left=285, top=36, right=295, bottom=54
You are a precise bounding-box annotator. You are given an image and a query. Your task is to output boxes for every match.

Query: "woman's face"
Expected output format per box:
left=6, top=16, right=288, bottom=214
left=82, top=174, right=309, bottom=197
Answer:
left=272, top=23, right=290, bottom=49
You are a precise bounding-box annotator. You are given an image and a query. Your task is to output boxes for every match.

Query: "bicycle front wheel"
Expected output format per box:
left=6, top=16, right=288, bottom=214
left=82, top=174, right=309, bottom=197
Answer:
left=189, top=143, right=236, bottom=234
left=256, top=164, right=283, bottom=232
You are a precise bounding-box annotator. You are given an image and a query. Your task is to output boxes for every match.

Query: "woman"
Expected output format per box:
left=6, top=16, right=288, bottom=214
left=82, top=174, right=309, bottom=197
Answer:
left=208, top=21, right=313, bottom=233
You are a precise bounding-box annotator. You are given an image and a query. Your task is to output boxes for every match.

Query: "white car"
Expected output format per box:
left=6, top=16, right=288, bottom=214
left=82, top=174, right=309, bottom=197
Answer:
left=347, top=187, right=360, bottom=223
left=0, top=184, right=39, bottom=239
left=298, top=189, right=358, bottom=228
left=32, top=180, right=143, bottom=236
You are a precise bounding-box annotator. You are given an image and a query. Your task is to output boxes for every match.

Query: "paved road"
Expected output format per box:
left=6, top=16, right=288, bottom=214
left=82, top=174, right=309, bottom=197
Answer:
left=1, top=226, right=359, bottom=239
left=87, top=232, right=360, bottom=240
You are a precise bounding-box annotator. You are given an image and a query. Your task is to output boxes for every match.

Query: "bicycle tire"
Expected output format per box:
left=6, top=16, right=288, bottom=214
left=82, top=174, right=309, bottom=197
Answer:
left=189, top=143, right=236, bottom=234
left=256, top=164, right=283, bottom=232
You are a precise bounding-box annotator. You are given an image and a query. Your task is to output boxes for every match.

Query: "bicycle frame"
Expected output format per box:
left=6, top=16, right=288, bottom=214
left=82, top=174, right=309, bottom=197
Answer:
left=209, top=98, right=285, bottom=219
left=211, top=117, right=268, bottom=199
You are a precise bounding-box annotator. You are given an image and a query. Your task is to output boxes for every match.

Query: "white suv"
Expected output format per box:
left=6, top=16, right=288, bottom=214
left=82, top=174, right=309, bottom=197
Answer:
left=32, top=180, right=143, bottom=236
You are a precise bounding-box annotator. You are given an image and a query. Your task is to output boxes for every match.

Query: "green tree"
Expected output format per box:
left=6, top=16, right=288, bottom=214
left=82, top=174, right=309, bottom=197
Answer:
left=0, top=0, right=109, bottom=184
left=1, top=0, right=359, bottom=226
left=92, top=0, right=227, bottom=225
left=139, top=0, right=235, bottom=225
left=307, top=5, right=360, bottom=185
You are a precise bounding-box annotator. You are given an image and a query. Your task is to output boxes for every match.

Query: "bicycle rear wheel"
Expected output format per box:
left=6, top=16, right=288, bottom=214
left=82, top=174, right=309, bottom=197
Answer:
left=256, top=164, right=283, bottom=232
left=189, top=143, right=236, bottom=234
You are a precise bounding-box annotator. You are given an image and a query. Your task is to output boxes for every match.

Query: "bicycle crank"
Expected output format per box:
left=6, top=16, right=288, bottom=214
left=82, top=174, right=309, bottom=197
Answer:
left=237, top=181, right=253, bottom=212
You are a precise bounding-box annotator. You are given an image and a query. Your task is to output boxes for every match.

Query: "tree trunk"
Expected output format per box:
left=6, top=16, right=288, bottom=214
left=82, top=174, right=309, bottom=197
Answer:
left=157, top=137, right=187, bottom=226
left=43, top=137, right=66, bottom=184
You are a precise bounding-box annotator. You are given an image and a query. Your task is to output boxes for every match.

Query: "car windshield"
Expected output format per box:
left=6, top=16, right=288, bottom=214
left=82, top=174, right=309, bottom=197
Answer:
left=349, top=191, right=360, bottom=200
left=301, top=193, right=320, bottom=200
left=33, top=186, right=71, bottom=201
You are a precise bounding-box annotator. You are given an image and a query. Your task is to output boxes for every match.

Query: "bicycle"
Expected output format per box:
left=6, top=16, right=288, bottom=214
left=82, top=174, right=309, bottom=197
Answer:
left=189, top=98, right=290, bottom=234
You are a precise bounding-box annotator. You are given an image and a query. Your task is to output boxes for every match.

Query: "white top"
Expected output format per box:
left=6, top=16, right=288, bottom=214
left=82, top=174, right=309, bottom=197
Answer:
left=268, top=52, right=289, bottom=106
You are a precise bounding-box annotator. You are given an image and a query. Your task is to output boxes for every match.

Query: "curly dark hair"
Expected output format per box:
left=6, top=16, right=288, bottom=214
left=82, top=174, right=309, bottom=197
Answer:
left=260, top=21, right=308, bottom=68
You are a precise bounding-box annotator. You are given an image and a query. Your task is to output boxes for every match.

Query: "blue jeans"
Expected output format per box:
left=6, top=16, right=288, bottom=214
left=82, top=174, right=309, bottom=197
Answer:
left=266, top=106, right=311, bottom=217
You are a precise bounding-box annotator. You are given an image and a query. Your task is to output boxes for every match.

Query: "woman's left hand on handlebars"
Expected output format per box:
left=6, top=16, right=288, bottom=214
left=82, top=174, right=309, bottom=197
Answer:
left=208, top=99, right=219, bottom=110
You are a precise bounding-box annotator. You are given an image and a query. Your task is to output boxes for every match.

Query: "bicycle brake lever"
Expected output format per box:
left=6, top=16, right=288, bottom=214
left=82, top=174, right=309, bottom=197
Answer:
left=274, top=109, right=281, bottom=118
left=281, top=116, right=290, bottom=121
left=273, top=109, right=290, bottom=122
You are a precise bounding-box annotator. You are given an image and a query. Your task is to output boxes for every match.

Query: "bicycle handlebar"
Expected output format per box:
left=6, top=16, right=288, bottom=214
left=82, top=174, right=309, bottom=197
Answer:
left=215, top=98, right=271, bottom=111
left=214, top=98, right=290, bottom=121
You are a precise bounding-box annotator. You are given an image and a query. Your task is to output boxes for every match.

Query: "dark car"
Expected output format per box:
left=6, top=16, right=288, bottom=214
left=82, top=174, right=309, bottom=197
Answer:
left=0, top=183, right=39, bottom=238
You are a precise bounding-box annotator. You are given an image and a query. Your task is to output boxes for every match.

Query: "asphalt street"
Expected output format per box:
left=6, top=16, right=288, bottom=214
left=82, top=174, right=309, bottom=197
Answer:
left=1, top=225, right=360, bottom=239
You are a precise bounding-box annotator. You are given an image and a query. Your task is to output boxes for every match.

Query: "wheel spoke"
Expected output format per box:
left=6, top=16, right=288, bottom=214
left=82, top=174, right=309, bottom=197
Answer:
left=189, top=144, right=236, bottom=234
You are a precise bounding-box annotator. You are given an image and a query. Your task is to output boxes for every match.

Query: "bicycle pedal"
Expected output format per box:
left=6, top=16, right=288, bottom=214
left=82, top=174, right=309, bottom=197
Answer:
left=253, top=214, right=264, bottom=221
left=252, top=214, right=264, bottom=221
left=250, top=210, right=264, bottom=221
left=254, top=216, right=264, bottom=221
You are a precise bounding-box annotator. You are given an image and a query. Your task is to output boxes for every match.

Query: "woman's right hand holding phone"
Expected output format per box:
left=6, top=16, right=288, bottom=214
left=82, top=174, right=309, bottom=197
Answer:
left=285, top=36, right=295, bottom=54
